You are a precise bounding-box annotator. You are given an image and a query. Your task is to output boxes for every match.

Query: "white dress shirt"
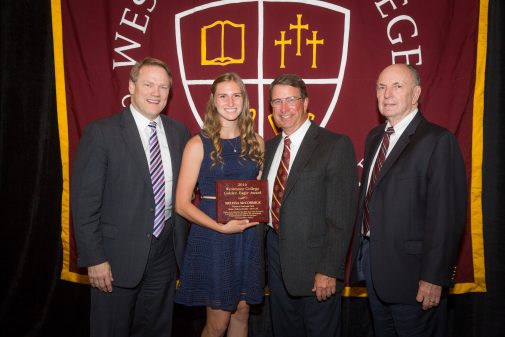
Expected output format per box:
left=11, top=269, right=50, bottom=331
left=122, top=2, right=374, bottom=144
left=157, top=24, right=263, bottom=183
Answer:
left=365, top=109, right=418, bottom=193
left=267, top=118, right=312, bottom=227
left=130, top=105, right=173, bottom=220
left=363, top=109, right=418, bottom=236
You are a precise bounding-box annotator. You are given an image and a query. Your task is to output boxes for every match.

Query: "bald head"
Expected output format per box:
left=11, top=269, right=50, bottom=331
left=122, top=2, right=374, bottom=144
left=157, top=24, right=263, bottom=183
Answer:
left=376, top=64, right=422, bottom=126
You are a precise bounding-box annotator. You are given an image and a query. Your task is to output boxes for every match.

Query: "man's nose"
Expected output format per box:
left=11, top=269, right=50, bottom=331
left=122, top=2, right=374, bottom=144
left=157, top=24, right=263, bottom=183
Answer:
left=280, top=99, right=289, bottom=111
left=384, top=86, right=392, bottom=98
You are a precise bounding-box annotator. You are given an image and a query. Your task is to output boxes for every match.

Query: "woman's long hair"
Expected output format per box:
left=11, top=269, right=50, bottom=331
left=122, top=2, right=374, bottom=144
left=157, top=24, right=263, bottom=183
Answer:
left=201, top=72, right=263, bottom=169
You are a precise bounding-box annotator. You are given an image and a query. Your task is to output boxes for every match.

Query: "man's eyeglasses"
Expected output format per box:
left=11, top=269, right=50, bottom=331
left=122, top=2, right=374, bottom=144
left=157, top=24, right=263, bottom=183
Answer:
left=270, top=96, right=303, bottom=107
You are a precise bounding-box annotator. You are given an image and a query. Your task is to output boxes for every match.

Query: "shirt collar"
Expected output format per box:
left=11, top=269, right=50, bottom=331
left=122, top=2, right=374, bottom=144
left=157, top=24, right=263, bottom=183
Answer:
left=130, top=104, right=162, bottom=128
left=386, top=109, right=418, bottom=134
left=282, top=118, right=311, bottom=145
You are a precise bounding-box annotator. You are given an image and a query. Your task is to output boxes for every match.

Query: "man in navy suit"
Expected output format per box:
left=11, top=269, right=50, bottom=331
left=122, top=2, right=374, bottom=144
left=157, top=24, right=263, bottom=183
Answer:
left=71, top=57, right=190, bottom=337
left=350, top=64, right=467, bottom=337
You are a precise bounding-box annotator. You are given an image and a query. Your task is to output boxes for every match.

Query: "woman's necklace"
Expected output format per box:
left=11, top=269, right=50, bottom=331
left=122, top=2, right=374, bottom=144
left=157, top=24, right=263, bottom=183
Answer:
left=225, top=137, right=239, bottom=153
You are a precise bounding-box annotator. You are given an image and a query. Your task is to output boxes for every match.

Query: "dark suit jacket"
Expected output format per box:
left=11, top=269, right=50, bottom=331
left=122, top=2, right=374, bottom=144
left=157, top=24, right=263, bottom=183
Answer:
left=350, top=113, right=467, bottom=304
left=71, top=107, right=190, bottom=288
left=258, top=122, right=358, bottom=296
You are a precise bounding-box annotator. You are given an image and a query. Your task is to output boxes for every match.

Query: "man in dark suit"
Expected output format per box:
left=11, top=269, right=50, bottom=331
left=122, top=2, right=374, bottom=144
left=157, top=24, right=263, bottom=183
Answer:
left=350, top=64, right=467, bottom=337
left=71, top=57, right=190, bottom=337
left=259, top=74, right=358, bottom=337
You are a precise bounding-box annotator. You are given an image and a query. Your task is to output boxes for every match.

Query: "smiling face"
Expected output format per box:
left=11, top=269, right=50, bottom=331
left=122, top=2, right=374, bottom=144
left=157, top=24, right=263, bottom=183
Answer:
left=376, top=64, right=421, bottom=126
left=129, top=64, right=170, bottom=120
left=271, top=84, right=309, bottom=136
left=213, top=80, right=244, bottom=124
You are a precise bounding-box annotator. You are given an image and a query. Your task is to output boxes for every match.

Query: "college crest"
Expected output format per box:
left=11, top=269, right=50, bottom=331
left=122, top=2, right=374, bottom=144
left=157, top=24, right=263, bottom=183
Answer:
left=175, top=0, right=350, bottom=139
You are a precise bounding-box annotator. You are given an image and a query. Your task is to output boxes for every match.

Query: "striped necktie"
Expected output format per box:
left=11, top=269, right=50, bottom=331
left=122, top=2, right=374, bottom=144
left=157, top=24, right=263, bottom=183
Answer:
left=148, top=121, right=165, bottom=237
left=271, top=136, right=291, bottom=234
left=362, top=127, right=394, bottom=235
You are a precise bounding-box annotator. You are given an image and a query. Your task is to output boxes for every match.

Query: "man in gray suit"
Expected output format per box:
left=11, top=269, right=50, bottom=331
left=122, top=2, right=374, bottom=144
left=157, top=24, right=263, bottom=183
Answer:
left=71, top=57, right=190, bottom=337
left=259, top=74, right=358, bottom=337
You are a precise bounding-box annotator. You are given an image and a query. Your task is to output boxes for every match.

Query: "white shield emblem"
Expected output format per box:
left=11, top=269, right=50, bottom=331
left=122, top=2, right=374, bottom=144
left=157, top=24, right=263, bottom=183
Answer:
left=175, top=0, right=350, bottom=139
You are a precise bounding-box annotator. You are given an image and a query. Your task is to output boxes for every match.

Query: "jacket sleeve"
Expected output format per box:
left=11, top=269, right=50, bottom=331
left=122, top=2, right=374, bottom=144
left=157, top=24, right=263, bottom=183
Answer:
left=317, top=135, right=358, bottom=280
left=421, top=131, right=467, bottom=286
left=71, top=123, right=108, bottom=268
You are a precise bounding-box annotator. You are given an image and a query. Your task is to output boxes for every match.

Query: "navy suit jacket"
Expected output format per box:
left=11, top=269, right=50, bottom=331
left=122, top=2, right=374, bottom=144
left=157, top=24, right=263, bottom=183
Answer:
left=350, top=113, right=467, bottom=304
left=71, top=107, right=190, bottom=288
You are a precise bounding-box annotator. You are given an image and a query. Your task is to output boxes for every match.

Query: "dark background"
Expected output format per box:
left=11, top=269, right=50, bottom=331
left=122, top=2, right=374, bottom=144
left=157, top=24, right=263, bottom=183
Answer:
left=1, top=0, right=504, bottom=336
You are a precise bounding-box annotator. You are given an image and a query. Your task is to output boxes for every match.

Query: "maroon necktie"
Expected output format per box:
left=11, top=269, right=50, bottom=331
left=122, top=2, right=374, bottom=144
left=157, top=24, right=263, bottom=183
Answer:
left=362, top=127, right=394, bottom=235
left=271, top=136, right=291, bottom=234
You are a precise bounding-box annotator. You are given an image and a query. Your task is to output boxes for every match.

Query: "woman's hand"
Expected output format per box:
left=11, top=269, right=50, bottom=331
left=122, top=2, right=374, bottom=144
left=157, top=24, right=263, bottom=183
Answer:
left=217, top=219, right=258, bottom=234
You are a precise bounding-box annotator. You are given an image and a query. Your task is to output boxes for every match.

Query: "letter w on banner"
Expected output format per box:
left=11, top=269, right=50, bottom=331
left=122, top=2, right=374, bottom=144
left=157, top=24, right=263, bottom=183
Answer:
left=52, top=0, right=487, bottom=295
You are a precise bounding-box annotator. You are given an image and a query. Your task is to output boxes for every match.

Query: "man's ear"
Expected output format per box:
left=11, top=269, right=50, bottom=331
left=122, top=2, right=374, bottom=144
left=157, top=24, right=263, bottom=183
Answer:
left=303, top=96, right=309, bottom=113
left=412, top=85, right=421, bottom=105
left=128, top=80, right=135, bottom=95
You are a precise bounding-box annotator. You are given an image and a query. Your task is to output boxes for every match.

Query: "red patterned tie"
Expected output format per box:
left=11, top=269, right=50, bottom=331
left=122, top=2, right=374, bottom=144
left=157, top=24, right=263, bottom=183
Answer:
left=362, top=127, right=394, bottom=235
left=271, top=136, right=291, bottom=234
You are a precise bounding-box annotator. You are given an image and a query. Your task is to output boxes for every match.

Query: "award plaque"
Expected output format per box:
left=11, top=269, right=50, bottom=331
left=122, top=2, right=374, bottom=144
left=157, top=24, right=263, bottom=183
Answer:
left=216, top=179, right=269, bottom=223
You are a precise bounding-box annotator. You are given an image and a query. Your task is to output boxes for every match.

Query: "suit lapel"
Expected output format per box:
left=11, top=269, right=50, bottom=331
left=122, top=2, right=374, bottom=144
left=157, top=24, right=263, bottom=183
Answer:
left=262, top=135, right=282, bottom=180
left=161, top=116, right=181, bottom=198
left=283, top=123, right=319, bottom=201
left=361, top=127, right=384, bottom=193
left=120, top=108, right=152, bottom=192
left=374, top=113, right=424, bottom=187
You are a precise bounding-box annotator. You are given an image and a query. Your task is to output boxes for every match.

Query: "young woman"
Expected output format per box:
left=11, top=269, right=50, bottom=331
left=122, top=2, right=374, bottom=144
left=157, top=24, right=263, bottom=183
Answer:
left=175, top=73, right=264, bottom=337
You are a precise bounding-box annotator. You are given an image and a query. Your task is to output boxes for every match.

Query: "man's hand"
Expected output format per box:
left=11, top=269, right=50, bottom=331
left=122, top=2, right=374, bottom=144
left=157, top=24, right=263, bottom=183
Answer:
left=88, top=262, right=113, bottom=292
left=416, top=280, right=442, bottom=310
left=312, top=273, right=337, bottom=302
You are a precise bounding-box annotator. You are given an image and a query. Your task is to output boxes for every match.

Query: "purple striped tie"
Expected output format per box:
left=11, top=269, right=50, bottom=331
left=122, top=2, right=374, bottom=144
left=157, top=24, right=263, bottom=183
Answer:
left=362, top=127, right=394, bottom=235
left=149, top=121, right=165, bottom=237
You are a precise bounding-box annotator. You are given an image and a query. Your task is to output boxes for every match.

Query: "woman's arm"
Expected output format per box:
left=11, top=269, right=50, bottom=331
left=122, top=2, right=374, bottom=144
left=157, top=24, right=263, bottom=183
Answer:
left=175, top=135, right=257, bottom=234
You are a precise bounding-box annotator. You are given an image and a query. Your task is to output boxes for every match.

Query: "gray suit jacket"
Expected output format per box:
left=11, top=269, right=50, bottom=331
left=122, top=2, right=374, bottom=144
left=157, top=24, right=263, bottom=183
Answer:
left=258, top=122, right=358, bottom=296
left=71, top=107, right=190, bottom=288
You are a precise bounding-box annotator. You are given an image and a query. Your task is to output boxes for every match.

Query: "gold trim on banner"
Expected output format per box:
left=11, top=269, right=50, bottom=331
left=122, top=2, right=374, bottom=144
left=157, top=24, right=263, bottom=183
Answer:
left=344, top=0, right=489, bottom=297
left=342, top=286, right=367, bottom=298
left=450, top=0, right=488, bottom=294
left=51, top=0, right=88, bottom=284
left=52, top=0, right=488, bottom=291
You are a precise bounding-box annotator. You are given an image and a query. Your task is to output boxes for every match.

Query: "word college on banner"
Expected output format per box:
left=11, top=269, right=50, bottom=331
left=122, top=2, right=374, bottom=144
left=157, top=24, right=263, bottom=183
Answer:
left=52, top=0, right=487, bottom=295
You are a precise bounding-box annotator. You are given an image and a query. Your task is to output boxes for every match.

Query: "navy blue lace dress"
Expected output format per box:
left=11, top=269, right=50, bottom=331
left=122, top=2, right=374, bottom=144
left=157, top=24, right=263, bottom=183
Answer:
left=175, top=134, right=263, bottom=310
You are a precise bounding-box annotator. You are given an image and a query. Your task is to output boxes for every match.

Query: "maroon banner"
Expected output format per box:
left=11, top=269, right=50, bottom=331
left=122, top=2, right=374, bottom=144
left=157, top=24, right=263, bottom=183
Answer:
left=55, top=0, right=484, bottom=293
